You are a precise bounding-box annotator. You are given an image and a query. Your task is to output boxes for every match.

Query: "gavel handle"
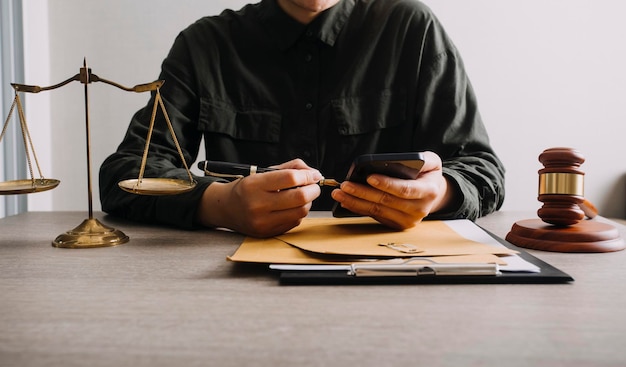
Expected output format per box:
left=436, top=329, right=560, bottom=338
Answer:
left=580, top=199, right=598, bottom=219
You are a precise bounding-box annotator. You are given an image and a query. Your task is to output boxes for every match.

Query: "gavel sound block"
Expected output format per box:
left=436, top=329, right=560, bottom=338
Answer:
left=506, top=148, right=625, bottom=252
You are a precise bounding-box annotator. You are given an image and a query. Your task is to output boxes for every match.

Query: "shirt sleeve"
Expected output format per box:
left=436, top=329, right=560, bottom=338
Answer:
left=414, top=16, right=505, bottom=220
left=99, top=31, right=222, bottom=229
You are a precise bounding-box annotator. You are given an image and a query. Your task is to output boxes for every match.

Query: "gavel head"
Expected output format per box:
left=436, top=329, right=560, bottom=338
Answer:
left=536, top=147, right=585, bottom=226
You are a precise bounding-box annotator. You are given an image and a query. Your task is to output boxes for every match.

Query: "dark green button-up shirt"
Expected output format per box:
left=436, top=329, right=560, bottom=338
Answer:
left=100, top=0, right=505, bottom=229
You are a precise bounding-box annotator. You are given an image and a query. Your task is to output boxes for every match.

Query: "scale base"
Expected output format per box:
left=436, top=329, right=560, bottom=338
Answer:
left=506, top=219, right=625, bottom=253
left=52, top=218, right=129, bottom=248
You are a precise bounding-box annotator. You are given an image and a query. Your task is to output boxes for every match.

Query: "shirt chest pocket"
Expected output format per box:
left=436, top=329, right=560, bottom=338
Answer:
left=331, top=89, right=408, bottom=136
left=199, top=98, right=281, bottom=143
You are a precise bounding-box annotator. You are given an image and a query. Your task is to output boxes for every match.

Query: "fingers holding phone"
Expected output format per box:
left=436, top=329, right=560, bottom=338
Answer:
left=331, top=151, right=454, bottom=229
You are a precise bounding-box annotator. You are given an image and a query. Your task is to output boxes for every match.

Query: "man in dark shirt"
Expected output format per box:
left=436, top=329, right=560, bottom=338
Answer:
left=99, top=0, right=505, bottom=237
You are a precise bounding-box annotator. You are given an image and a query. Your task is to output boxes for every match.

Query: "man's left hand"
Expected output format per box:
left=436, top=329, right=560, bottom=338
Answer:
left=330, top=151, right=456, bottom=229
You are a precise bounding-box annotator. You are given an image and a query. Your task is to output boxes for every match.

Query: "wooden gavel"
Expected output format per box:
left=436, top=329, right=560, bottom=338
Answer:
left=536, top=147, right=587, bottom=226
left=507, top=147, right=624, bottom=252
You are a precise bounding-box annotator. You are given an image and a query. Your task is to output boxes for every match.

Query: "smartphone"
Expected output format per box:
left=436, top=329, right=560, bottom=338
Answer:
left=332, top=152, right=425, bottom=217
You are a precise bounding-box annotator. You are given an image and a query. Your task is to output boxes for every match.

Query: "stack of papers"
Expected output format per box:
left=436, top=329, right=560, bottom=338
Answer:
left=228, top=218, right=541, bottom=275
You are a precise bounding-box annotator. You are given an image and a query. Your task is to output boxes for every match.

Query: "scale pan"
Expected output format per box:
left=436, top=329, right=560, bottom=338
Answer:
left=0, top=178, right=60, bottom=195
left=118, top=178, right=196, bottom=196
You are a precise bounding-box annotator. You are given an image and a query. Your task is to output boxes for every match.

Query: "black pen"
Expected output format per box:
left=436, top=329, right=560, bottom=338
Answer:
left=197, top=160, right=340, bottom=187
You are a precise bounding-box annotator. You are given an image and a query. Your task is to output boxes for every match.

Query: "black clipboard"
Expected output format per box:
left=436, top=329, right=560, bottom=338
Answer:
left=275, top=227, right=574, bottom=285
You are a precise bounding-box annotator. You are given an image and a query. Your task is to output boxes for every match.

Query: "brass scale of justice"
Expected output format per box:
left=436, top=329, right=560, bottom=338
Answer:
left=0, top=59, right=196, bottom=248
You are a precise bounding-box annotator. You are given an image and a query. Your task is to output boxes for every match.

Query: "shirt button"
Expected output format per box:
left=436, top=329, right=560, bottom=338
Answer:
left=304, top=54, right=312, bottom=62
left=303, top=150, right=312, bottom=159
left=305, top=102, right=313, bottom=110
left=306, top=30, right=313, bottom=37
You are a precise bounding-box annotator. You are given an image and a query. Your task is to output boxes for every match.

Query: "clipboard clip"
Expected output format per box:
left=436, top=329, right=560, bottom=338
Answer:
left=348, top=259, right=500, bottom=277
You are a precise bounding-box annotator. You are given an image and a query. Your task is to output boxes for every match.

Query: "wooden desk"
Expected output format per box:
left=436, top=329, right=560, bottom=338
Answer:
left=1, top=211, right=625, bottom=367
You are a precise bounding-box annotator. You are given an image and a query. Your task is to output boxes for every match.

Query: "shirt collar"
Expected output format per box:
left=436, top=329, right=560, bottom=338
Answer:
left=259, top=0, right=355, bottom=50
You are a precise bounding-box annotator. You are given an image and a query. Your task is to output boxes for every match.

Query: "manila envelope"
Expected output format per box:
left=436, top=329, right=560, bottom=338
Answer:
left=227, top=217, right=515, bottom=265
left=274, top=217, right=517, bottom=257
left=227, top=235, right=507, bottom=265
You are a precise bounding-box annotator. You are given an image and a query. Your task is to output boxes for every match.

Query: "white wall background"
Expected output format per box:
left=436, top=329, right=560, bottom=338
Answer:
left=19, top=0, right=626, bottom=218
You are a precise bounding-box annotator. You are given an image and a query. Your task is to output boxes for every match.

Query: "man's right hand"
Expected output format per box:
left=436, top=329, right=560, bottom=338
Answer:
left=195, top=159, right=323, bottom=238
